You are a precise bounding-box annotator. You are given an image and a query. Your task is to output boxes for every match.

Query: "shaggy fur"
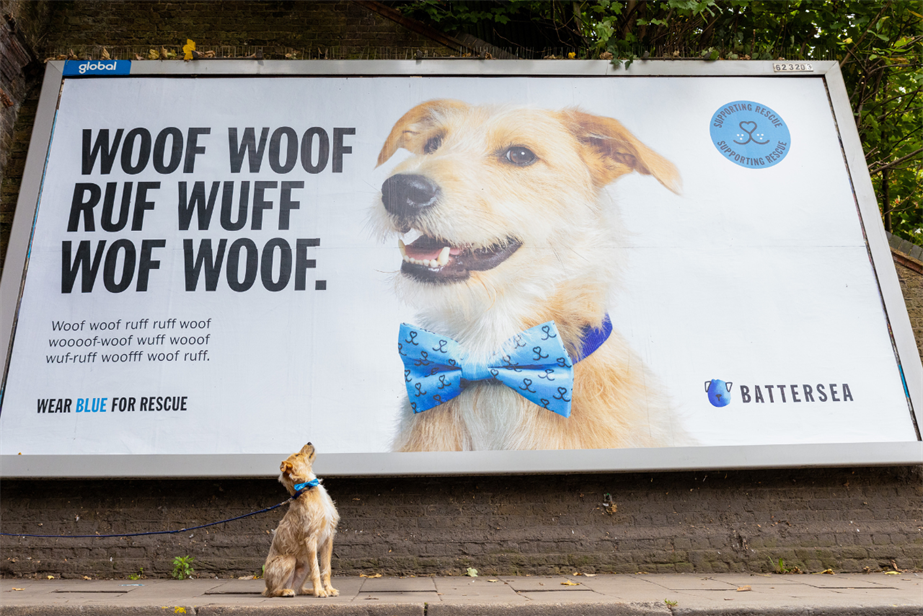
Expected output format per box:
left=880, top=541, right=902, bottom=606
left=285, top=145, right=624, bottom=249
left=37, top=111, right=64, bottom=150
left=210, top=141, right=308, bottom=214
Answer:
left=372, top=100, right=687, bottom=451
left=262, top=443, right=339, bottom=598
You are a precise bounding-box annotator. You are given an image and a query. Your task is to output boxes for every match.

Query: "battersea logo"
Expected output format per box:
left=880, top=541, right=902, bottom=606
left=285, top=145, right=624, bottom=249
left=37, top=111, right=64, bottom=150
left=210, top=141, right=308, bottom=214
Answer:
left=739, top=383, right=853, bottom=404
left=63, top=60, right=130, bottom=77
left=705, top=379, right=732, bottom=407
left=705, top=380, right=855, bottom=406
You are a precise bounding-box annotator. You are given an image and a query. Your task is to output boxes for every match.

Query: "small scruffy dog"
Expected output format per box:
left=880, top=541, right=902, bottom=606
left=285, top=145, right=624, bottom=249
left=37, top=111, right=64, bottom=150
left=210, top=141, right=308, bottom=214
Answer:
left=263, top=443, right=340, bottom=598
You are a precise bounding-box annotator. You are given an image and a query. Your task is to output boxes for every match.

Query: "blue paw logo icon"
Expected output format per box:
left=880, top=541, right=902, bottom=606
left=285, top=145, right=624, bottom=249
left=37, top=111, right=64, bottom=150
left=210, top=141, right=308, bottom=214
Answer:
left=705, top=379, right=733, bottom=407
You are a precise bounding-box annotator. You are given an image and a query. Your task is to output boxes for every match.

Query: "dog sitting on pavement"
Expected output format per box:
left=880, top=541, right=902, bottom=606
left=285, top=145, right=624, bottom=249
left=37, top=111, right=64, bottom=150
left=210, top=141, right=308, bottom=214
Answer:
left=262, top=443, right=339, bottom=598
left=373, top=99, right=687, bottom=452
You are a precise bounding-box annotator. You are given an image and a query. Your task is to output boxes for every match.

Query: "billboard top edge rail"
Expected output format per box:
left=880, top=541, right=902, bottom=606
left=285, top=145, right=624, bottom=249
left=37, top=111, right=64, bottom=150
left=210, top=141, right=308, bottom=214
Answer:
left=51, top=58, right=839, bottom=78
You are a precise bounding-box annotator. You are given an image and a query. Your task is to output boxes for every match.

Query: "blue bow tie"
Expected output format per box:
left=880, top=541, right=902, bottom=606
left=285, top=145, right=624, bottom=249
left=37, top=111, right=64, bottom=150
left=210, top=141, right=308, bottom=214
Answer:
left=293, top=478, right=319, bottom=494
left=398, top=317, right=612, bottom=418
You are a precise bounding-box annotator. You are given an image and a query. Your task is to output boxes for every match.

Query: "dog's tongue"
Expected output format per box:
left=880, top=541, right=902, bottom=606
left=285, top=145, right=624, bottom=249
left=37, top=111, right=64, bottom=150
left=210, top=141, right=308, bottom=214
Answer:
left=403, top=236, right=461, bottom=261
left=405, top=238, right=442, bottom=261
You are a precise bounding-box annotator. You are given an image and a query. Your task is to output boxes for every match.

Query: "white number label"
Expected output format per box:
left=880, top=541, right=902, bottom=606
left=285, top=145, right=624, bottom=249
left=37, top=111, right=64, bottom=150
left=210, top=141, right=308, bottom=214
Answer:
left=773, top=62, right=814, bottom=73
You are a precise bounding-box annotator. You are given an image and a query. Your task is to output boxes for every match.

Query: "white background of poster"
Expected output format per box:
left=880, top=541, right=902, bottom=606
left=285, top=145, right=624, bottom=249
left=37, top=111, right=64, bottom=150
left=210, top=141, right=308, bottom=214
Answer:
left=0, top=73, right=918, bottom=461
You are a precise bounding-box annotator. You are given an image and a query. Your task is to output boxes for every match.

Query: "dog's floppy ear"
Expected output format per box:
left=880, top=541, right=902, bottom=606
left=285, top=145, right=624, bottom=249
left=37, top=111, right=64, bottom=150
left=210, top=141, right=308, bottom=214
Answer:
left=561, top=109, right=682, bottom=194
left=377, top=99, right=469, bottom=167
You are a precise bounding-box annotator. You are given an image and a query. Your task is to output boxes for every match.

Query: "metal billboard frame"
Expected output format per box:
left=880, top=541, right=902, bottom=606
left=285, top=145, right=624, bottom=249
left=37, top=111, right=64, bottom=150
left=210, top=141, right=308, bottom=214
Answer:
left=0, top=59, right=920, bottom=478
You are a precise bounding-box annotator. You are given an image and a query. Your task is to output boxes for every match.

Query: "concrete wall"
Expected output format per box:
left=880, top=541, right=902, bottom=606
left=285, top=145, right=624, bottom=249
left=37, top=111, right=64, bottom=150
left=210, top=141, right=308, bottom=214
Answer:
left=0, top=0, right=920, bottom=580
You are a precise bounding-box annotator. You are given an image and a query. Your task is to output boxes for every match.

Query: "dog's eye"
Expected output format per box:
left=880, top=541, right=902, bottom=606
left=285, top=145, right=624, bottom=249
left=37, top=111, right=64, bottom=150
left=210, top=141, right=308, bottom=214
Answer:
left=424, top=135, right=443, bottom=154
left=504, top=147, right=537, bottom=166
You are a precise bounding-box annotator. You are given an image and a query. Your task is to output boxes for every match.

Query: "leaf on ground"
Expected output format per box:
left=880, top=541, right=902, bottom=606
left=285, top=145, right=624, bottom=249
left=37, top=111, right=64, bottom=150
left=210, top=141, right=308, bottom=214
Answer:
left=583, top=573, right=597, bottom=577
left=11, top=588, right=24, bottom=591
left=561, top=580, right=580, bottom=586
left=466, top=568, right=478, bottom=577
left=82, top=576, right=91, bottom=580
left=46, top=576, right=54, bottom=580
left=884, top=571, right=900, bottom=575
left=360, top=573, right=382, bottom=578
left=736, top=585, right=752, bottom=592
left=488, top=579, right=499, bottom=583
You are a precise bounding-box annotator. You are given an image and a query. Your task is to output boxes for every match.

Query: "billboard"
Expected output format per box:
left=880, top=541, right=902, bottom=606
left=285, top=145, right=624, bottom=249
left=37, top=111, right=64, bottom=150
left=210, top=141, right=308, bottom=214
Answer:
left=0, top=60, right=920, bottom=477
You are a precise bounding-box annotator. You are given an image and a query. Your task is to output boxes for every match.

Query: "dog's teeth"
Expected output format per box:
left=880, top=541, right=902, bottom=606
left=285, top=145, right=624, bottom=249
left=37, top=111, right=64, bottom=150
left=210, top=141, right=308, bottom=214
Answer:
left=428, top=259, right=438, bottom=268
left=398, top=239, right=406, bottom=258
left=437, top=247, right=450, bottom=266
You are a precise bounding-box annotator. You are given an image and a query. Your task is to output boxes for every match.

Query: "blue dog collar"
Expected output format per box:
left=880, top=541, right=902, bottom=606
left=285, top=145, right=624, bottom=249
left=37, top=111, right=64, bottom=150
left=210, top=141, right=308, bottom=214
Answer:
left=293, top=478, right=320, bottom=495
left=573, top=314, right=613, bottom=362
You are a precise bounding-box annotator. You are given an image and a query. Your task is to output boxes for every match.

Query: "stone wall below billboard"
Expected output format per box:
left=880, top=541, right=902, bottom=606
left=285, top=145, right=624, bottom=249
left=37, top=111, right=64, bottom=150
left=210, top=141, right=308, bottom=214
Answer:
left=1, top=466, right=920, bottom=578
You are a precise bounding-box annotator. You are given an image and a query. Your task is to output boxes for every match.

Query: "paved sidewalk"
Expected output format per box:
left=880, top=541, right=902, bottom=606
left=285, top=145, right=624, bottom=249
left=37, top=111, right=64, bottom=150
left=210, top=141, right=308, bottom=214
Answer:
left=1, top=573, right=920, bottom=615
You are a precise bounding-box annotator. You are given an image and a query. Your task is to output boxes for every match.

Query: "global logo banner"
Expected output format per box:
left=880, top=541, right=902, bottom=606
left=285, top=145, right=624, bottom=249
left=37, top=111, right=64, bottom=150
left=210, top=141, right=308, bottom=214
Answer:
left=63, top=60, right=131, bottom=77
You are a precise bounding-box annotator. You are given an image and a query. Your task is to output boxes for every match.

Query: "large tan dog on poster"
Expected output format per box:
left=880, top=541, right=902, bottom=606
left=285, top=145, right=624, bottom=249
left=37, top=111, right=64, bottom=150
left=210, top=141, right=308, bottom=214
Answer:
left=372, top=100, right=685, bottom=452
left=263, top=443, right=339, bottom=598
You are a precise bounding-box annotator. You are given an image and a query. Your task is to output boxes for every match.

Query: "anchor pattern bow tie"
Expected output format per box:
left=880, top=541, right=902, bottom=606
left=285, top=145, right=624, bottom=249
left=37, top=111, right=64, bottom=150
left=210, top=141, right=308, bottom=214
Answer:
left=398, top=321, right=575, bottom=417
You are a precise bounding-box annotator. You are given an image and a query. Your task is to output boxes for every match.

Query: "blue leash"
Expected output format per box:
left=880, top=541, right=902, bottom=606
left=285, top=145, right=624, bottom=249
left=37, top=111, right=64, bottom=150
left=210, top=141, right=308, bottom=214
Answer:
left=0, top=483, right=316, bottom=539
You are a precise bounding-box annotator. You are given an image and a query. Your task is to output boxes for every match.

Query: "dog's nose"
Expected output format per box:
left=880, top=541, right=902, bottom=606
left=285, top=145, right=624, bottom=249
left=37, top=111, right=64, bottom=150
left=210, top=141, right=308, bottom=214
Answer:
left=382, top=174, right=439, bottom=217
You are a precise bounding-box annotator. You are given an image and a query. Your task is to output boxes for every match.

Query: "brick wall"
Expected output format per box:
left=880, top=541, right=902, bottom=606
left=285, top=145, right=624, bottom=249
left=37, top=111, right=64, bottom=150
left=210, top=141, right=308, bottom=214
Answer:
left=893, top=252, right=923, bottom=360
left=2, top=466, right=921, bottom=579
left=0, top=90, right=36, bottom=273
left=0, top=0, right=49, bottom=271
left=41, top=0, right=458, bottom=60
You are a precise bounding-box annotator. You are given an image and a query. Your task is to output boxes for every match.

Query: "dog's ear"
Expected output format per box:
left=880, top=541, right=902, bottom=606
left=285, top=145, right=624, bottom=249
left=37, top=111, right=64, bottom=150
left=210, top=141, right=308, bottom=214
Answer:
left=561, top=109, right=682, bottom=194
left=377, top=100, right=469, bottom=167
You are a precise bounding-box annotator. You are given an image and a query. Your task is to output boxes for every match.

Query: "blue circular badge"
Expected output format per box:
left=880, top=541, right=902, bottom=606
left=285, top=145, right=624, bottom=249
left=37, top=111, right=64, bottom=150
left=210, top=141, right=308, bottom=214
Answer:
left=710, top=101, right=790, bottom=169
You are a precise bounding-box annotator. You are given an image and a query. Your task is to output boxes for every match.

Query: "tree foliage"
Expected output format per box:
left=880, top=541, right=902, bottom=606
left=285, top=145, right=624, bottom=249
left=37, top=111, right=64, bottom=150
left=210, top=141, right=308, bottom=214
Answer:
left=395, top=1, right=922, bottom=243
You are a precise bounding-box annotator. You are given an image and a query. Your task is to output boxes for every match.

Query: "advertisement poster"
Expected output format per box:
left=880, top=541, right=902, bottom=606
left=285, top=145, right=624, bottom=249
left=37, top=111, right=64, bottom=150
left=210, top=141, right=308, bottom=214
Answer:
left=0, top=69, right=918, bottom=469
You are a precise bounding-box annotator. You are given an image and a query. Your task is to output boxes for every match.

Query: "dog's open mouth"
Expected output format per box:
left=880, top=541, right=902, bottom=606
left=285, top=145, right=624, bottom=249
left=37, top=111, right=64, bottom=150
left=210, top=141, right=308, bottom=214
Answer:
left=398, top=234, right=522, bottom=283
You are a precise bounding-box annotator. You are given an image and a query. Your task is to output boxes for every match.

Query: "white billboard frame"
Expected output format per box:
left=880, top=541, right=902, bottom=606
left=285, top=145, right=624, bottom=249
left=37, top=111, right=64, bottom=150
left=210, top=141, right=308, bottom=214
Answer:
left=0, top=59, right=919, bottom=478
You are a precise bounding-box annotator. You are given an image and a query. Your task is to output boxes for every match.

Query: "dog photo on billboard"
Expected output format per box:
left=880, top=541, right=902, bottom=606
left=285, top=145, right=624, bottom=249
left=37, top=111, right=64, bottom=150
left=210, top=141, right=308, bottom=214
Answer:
left=372, top=99, right=689, bottom=452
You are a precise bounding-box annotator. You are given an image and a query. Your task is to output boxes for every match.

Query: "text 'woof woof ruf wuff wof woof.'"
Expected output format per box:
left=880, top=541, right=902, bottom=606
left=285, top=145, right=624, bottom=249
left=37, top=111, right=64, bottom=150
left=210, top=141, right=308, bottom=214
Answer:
left=62, top=125, right=356, bottom=293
